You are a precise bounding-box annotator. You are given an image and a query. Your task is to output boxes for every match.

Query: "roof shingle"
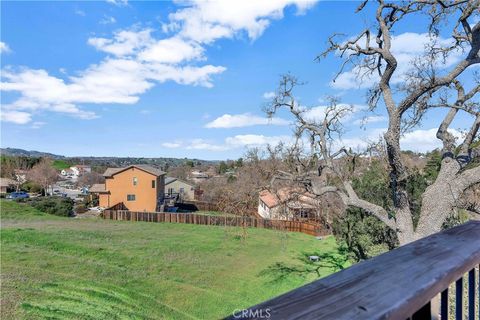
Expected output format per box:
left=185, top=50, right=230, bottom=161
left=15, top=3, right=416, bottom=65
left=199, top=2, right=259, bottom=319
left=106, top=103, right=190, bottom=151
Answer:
left=103, top=165, right=165, bottom=178
left=89, top=183, right=107, bottom=193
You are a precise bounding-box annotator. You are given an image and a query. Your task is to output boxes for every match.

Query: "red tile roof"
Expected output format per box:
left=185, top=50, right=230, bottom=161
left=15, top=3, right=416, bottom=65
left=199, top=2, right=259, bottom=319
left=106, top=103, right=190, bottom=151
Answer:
left=259, top=187, right=317, bottom=209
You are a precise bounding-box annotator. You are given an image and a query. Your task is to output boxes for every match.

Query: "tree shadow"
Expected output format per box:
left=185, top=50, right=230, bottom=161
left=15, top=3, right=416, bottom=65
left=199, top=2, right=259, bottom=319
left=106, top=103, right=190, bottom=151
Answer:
left=259, top=251, right=348, bottom=284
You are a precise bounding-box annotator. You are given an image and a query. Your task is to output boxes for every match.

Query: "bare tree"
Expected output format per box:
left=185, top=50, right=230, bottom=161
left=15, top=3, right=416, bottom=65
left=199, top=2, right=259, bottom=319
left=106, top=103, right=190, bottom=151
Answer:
left=266, top=0, right=480, bottom=245
left=76, top=171, right=105, bottom=188
left=27, top=158, right=59, bottom=196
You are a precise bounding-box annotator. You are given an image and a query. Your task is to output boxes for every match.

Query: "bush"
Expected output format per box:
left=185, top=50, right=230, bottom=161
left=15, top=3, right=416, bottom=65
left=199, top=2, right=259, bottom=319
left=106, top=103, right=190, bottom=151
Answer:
left=20, top=181, right=43, bottom=193
left=19, top=196, right=74, bottom=217
left=74, top=204, right=87, bottom=214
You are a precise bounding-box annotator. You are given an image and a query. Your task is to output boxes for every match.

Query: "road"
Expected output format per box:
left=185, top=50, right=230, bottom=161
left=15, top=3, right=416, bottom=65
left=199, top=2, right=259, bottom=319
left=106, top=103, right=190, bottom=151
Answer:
left=52, top=180, right=83, bottom=200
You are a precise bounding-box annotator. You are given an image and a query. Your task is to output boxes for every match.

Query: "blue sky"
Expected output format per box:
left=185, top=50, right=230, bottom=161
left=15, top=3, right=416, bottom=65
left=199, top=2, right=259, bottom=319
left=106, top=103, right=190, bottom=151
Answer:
left=0, top=1, right=476, bottom=160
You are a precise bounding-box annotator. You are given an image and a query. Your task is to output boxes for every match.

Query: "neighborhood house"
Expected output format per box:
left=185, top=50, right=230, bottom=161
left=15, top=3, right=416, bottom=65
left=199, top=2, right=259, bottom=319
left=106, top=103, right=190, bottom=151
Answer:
left=61, top=165, right=91, bottom=177
left=90, top=165, right=165, bottom=212
left=258, top=188, right=318, bottom=221
left=165, top=177, right=196, bottom=200
left=0, top=178, right=17, bottom=194
left=189, top=170, right=210, bottom=184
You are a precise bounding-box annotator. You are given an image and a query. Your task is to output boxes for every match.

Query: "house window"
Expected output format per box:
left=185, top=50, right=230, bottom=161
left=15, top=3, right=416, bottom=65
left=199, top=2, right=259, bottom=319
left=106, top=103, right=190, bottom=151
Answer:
left=152, top=180, right=156, bottom=188
left=300, top=210, right=308, bottom=219
left=127, top=194, right=136, bottom=201
left=260, top=200, right=267, bottom=210
left=168, top=188, right=174, bottom=195
left=133, top=177, right=138, bottom=186
left=179, top=187, right=185, bottom=193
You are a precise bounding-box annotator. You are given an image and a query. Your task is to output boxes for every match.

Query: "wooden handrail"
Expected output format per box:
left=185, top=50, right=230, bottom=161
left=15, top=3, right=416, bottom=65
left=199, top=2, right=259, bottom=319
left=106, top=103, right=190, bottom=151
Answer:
left=225, top=221, right=480, bottom=319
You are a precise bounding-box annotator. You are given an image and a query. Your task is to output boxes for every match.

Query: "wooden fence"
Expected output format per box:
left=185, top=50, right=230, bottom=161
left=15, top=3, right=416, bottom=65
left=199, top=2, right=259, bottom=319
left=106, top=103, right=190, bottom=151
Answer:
left=181, top=200, right=220, bottom=212
left=102, top=209, right=329, bottom=236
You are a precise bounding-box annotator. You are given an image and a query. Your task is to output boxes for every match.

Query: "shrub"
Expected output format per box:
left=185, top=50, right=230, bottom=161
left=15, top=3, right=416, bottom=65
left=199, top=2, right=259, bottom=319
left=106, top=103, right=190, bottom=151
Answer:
left=19, top=197, right=74, bottom=217
left=20, top=181, right=43, bottom=193
left=74, top=204, right=87, bottom=214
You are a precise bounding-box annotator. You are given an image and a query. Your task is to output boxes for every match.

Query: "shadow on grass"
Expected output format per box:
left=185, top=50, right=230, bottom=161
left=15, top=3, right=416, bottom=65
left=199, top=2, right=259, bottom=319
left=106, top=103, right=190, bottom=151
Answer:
left=258, top=250, right=349, bottom=284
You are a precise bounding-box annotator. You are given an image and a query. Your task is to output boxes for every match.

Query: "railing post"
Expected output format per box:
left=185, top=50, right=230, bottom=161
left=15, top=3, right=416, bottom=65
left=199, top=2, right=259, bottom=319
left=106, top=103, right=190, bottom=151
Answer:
left=468, top=268, right=475, bottom=320
left=412, top=301, right=431, bottom=320
left=456, top=277, right=463, bottom=320
left=441, top=288, right=448, bottom=320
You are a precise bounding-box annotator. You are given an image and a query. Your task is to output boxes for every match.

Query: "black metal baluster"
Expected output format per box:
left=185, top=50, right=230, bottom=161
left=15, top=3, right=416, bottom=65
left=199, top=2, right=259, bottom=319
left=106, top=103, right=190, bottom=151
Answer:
left=412, top=302, right=431, bottom=320
left=441, top=288, right=449, bottom=320
left=456, top=277, right=463, bottom=320
left=468, top=269, right=475, bottom=320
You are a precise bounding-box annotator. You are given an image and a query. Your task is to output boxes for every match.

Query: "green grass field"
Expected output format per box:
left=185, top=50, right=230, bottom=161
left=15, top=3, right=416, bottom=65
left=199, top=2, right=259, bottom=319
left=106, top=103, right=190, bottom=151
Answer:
left=1, top=200, right=348, bottom=319
left=52, top=160, right=71, bottom=170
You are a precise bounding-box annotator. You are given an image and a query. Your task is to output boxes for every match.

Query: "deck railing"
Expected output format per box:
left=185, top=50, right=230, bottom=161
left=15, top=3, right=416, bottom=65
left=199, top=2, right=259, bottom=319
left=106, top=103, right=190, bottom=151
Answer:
left=225, top=221, right=480, bottom=320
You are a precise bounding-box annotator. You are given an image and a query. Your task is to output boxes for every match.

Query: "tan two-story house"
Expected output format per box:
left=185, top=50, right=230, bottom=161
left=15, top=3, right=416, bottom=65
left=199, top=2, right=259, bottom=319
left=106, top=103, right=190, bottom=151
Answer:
left=90, top=165, right=165, bottom=211
left=165, top=177, right=196, bottom=200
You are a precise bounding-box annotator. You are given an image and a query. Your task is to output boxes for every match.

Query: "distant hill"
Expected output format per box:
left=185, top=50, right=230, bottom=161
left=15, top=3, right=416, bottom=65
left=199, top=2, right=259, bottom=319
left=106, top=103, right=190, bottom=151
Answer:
left=0, top=148, right=65, bottom=159
left=0, top=147, right=217, bottom=167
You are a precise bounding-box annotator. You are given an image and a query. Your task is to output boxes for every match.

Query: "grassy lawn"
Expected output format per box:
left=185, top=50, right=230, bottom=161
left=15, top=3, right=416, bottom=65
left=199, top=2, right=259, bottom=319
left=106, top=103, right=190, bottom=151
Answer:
left=1, top=200, right=348, bottom=319
left=52, top=160, right=71, bottom=170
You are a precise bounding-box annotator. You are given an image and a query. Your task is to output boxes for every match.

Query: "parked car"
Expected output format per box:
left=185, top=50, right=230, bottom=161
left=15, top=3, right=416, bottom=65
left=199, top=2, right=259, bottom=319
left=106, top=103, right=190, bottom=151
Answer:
left=6, top=191, right=30, bottom=199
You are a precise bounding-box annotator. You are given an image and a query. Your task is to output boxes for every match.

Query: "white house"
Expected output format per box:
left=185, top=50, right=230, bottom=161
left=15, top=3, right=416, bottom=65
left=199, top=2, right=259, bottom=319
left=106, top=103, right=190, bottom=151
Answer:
left=189, top=170, right=209, bottom=184
left=61, top=169, right=74, bottom=176
left=69, top=165, right=91, bottom=177
left=258, top=188, right=318, bottom=220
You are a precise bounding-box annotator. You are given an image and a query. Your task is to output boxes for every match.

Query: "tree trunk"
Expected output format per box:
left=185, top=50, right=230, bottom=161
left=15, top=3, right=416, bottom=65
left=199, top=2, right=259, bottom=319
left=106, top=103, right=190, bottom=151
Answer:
left=415, top=158, right=462, bottom=239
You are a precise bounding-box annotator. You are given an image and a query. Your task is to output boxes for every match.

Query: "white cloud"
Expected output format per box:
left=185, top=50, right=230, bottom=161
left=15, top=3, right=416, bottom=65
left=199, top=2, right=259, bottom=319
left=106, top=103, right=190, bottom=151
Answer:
left=100, top=15, right=116, bottom=25
left=163, top=126, right=463, bottom=154
left=187, top=139, right=228, bottom=151
left=162, top=142, right=182, bottom=148
left=106, top=0, right=128, bottom=6
left=263, top=91, right=275, bottom=99
left=353, top=115, right=386, bottom=125
left=138, top=37, right=204, bottom=63
left=302, top=104, right=366, bottom=123
left=31, top=121, right=46, bottom=129
left=0, top=42, right=11, bottom=54
left=75, top=9, right=85, bottom=17
left=205, top=113, right=289, bottom=128
left=1, top=41, right=224, bottom=123
left=335, top=127, right=462, bottom=153
left=225, top=134, right=290, bottom=147
left=165, top=0, right=318, bottom=44
left=1, top=2, right=318, bottom=124
left=163, top=134, right=291, bottom=151
left=400, top=128, right=462, bottom=152
left=145, top=64, right=226, bottom=88
left=1, top=110, right=32, bottom=124
left=333, top=128, right=386, bottom=151
left=88, top=29, right=153, bottom=56
left=332, top=33, right=464, bottom=90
